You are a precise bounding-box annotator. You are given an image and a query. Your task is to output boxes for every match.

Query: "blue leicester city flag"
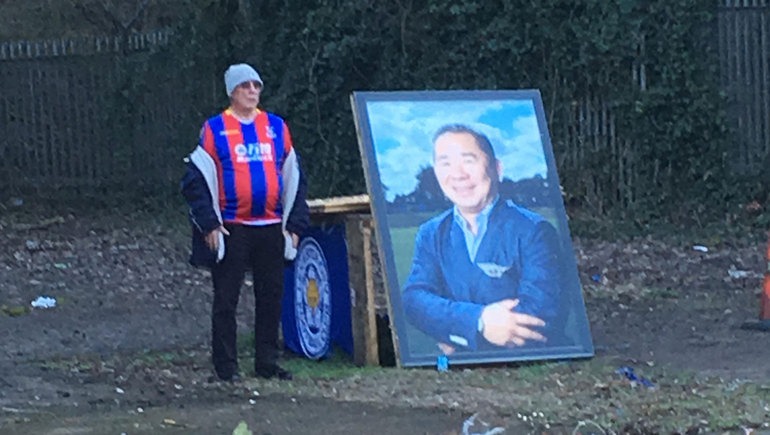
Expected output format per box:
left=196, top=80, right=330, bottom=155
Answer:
left=282, top=224, right=354, bottom=359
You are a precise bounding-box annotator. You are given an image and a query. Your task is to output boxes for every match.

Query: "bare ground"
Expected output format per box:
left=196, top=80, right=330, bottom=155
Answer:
left=0, top=205, right=769, bottom=434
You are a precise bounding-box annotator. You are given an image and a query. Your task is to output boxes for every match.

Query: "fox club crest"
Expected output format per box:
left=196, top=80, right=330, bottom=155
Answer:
left=293, top=237, right=332, bottom=359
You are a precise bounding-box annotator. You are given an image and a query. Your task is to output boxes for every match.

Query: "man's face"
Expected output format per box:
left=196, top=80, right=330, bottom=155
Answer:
left=433, top=131, right=496, bottom=216
left=230, top=80, right=261, bottom=111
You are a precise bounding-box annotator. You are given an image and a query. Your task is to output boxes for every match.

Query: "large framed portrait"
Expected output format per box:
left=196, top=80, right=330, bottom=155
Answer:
left=351, top=90, right=594, bottom=367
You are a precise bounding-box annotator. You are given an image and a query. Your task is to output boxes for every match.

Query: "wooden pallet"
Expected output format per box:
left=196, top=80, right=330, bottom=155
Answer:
left=307, top=194, right=370, bottom=215
left=307, top=194, right=393, bottom=366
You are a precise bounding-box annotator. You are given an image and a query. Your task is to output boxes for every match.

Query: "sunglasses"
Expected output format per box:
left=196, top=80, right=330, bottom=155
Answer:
left=238, top=80, right=262, bottom=90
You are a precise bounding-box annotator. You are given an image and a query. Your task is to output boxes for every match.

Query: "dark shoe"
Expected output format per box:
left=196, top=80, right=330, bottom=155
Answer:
left=208, top=372, right=242, bottom=383
left=255, top=365, right=293, bottom=381
left=227, top=373, right=243, bottom=382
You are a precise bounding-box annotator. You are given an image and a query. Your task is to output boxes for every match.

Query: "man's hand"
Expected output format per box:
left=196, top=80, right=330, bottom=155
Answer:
left=205, top=226, right=230, bottom=252
left=290, top=232, right=299, bottom=248
left=480, top=299, right=546, bottom=347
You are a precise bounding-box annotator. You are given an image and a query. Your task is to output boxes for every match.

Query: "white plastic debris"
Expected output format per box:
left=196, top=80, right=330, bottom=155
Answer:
left=729, top=269, right=750, bottom=278
left=115, top=387, right=125, bottom=394
left=727, top=266, right=761, bottom=279
left=462, top=413, right=505, bottom=435
left=693, top=245, right=709, bottom=253
left=30, top=296, right=56, bottom=309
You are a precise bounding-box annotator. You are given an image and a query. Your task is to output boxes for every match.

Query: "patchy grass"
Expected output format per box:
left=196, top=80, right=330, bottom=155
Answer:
left=0, top=304, right=30, bottom=317
left=236, top=331, right=379, bottom=380
left=35, top=354, right=102, bottom=373
left=470, top=358, right=770, bottom=433
left=280, top=350, right=382, bottom=380
left=34, top=348, right=197, bottom=376
left=127, top=348, right=195, bottom=368
left=24, top=343, right=770, bottom=434
left=584, top=284, right=683, bottom=302
left=243, top=356, right=770, bottom=434
left=140, top=332, right=768, bottom=433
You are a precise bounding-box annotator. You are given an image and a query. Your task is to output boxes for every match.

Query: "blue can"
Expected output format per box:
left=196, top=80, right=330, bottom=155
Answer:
left=437, top=355, right=449, bottom=372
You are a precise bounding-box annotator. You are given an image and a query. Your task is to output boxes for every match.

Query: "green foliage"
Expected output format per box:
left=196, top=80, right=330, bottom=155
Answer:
left=136, top=0, right=734, bottom=219
left=6, top=0, right=753, bottom=226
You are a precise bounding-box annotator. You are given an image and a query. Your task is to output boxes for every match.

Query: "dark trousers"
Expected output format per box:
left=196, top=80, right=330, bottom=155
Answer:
left=211, top=223, right=284, bottom=378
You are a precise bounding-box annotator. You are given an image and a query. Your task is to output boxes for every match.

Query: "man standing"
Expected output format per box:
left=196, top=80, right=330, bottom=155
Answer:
left=402, top=124, right=561, bottom=355
left=182, top=63, right=309, bottom=381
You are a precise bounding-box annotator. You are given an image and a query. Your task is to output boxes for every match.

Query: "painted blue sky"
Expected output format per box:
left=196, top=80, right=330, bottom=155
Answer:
left=365, top=99, right=548, bottom=201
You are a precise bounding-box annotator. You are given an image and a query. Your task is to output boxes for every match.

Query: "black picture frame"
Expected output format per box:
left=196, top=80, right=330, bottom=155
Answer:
left=351, top=90, right=594, bottom=367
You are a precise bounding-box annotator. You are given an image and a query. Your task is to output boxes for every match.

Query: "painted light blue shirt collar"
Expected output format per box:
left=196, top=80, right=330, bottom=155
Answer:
left=453, top=195, right=499, bottom=263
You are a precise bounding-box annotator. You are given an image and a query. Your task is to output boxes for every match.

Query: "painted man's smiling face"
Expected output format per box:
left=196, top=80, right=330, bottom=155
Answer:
left=433, top=131, right=496, bottom=217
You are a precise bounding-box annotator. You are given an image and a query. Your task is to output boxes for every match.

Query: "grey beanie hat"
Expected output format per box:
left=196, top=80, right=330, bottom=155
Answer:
left=224, top=63, right=263, bottom=97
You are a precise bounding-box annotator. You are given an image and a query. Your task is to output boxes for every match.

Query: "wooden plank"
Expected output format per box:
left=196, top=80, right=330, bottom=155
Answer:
left=26, top=62, right=38, bottom=181
left=0, top=57, right=8, bottom=181
left=57, top=59, right=71, bottom=182
left=69, top=59, right=81, bottom=182
left=308, top=194, right=370, bottom=215
left=361, top=220, right=380, bottom=366
left=88, top=60, right=102, bottom=183
left=368, top=214, right=402, bottom=368
left=41, top=60, right=54, bottom=182
left=343, top=216, right=365, bottom=364
left=45, top=59, right=55, bottom=181
left=719, top=5, right=729, bottom=89
left=751, top=8, right=762, bottom=162
left=762, top=9, right=769, bottom=155
left=746, top=7, right=757, bottom=165
left=735, top=6, right=748, bottom=168
left=344, top=214, right=379, bottom=366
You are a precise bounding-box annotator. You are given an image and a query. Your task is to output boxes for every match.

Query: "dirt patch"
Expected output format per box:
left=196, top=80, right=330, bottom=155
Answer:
left=0, top=207, right=769, bottom=434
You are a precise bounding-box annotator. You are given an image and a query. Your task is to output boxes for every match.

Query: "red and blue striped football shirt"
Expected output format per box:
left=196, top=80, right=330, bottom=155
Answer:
left=200, top=108, right=293, bottom=226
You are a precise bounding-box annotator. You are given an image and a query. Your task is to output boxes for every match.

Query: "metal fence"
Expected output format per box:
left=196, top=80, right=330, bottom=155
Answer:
left=718, top=0, right=770, bottom=172
left=0, top=31, right=170, bottom=60
left=556, top=0, right=770, bottom=211
left=0, top=31, right=192, bottom=189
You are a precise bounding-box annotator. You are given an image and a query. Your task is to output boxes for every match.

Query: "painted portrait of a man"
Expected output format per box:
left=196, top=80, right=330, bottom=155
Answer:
left=351, top=91, right=593, bottom=366
left=402, top=123, right=562, bottom=355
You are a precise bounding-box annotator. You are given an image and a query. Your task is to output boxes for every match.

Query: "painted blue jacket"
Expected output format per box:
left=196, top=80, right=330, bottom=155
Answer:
left=401, top=199, right=561, bottom=351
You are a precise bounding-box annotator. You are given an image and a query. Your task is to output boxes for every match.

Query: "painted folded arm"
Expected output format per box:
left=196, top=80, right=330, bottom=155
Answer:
left=401, top=228, right=485, bottom=351
left=514, top=221, right=562, bottom=324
